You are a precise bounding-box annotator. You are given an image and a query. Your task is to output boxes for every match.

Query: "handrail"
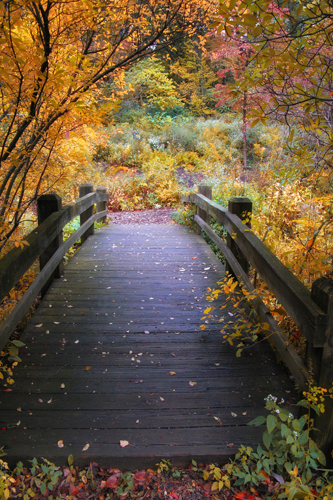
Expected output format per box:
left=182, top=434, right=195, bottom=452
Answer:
left=187, top=192, right=327, bottom=347
left=0, top=184, right=109, bottom=348
left=184, top=185, right=333, bottom=455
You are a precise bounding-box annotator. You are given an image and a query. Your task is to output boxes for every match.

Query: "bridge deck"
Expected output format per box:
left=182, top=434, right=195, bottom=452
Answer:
left=0, top=224, right=297, bottom=468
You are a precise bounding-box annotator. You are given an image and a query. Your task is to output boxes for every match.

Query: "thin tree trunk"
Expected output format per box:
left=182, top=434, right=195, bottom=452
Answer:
left=243, top=90, right=247, bottom=170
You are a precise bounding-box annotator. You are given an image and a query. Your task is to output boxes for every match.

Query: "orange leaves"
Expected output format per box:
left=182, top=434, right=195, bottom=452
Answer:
left=234, top=492, right=257, bottom=500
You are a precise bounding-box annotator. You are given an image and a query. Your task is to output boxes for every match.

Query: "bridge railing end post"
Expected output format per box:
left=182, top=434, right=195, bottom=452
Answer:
left=226, top=197, right=252, bottom=277
left=196, top=184, right=212, bottom=234
left=310, top=277, right=333, bottom=461
left=37, top=193, right=63, bottom=296
left=79, top=183, right=94, bottom=243
left=96, top=186, right=108, bottom=224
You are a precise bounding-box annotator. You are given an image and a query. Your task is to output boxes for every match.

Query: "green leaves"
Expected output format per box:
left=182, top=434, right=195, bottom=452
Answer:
left=248, top=415, right=265, bottom=427
left=266, top=414, right=277, bottom=434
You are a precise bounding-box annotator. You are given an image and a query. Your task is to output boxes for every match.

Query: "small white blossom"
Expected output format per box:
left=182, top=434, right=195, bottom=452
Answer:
left=280, top=398, right=285, bottom=404
left=275, top=409, right=280, bottom=414
left=265, top=394, right=278, bottom=403
left=293, top=431, right=298, bottom=437
left=289, top=413, right=294, bottom=419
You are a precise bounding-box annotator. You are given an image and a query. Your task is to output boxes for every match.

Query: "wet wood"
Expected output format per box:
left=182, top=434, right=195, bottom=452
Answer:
left=0, top=224, right=297, bottom=468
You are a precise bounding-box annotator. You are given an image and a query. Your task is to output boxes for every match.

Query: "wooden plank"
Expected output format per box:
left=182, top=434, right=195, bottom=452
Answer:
left=2, top=426, right=264, bottom=469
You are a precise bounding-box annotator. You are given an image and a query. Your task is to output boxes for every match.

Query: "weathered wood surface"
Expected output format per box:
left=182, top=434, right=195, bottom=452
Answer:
left=184, top=192, right=327, bottom=347
left=194, top=214, right=311, bottom=391
left=0, top=190, right=109, bottom=303
left=0, top=210, right=107, bottom=348
left=0, top=224, right=297, bottom=468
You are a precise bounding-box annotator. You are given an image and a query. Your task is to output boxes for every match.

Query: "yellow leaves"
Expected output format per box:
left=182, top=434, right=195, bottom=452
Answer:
left=14, top=239, right=29, bottom=249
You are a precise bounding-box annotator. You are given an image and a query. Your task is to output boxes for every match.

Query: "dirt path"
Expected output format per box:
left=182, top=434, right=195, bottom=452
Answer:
left=108, top=208, right=177, bottom=225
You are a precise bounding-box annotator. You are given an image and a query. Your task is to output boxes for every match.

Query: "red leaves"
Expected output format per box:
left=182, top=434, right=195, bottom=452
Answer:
left=101, top=473, right=121, bottom=490
left=70, top=482, right=84, bottom=496
left=234, top=492, right=257, bottom=500
left=133, top=470, right=149, bottom=483
left=258, top=469, right=270, bottom=484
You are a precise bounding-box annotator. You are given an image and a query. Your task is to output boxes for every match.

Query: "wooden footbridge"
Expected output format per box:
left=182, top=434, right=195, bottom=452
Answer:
left=0, top=184, right=332, bottom=468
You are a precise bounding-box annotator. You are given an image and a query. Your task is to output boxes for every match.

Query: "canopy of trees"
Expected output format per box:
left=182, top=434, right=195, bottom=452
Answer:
left=0, top=0, right=216, bottom=249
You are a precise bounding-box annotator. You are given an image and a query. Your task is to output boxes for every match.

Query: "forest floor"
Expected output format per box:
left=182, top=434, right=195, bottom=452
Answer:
left=6, top=460, right=273, bottom=500
left=108, top=207, right=177, bottom=225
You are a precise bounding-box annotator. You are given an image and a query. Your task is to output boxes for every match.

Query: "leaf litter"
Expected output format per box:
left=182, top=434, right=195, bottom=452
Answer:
left=3, top=458, right=292, bottom=499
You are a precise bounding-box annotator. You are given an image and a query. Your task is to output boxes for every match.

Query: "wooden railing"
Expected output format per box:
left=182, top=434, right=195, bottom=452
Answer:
left=183, top=184, right=333, bottom=454
left=0, top=183, right=109, bottom=350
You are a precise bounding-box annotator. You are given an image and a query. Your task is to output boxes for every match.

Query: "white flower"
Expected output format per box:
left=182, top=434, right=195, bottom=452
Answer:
left=275, top=409, right=280, bottom=414
left=289, top=413, right=294, bottom=419
left=265, top=394, right=278, bottom=403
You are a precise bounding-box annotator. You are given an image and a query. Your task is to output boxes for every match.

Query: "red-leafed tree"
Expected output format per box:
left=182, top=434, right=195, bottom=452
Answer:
left=210, top=30, right=256, bottom=169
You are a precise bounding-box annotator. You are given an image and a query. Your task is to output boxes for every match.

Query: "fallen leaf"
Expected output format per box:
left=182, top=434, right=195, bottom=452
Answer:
left=17, top=407, right=22, bottom=412
left=85, top=366, right=91, bottom=371
left=61, top=383, right=65, bottom=389
left=169, top=371, right=176, bottom=376
left=35, top=324, right=43, bottom=328
left=160, top=397, right=165, bottom=401
left=103, top=474, right=120, bottom=489
left=38, top=398, right=43, bottom=403
left=231, top=412, right=237, bottom=417
left=47, top=397, right=52, bottom=404
left=134, top=471, right=148, bottom=483
left=82, top=443, right=89, bottom=451
left=189, top=381, right=197, bottom=387
left=57, top=440, right=64, bottom=448
left=120, top=440, right=129, bottom=447
left=75, top=340, right=79, bottom=344
left=227, top=442, right=234, bottom=447
left=272, top=472, right=285, bottom=484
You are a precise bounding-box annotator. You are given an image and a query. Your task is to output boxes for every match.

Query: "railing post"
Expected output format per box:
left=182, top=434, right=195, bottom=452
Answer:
left=226, top=197, right=252, bottom=276
left=79, top=183, right=94, bottom=244
left=196, top=184, right=212, bottom=234
left=37, top=193, right=63, bottom=296
left=311, top=277, right=333, bottom=460
left=96, top=186, right=107, bottom=224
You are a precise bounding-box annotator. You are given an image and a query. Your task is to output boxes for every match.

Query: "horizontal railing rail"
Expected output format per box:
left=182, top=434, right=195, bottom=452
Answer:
left=0, top=183, right=108, bottom=349
left=183, top=184, right=333, bottom=456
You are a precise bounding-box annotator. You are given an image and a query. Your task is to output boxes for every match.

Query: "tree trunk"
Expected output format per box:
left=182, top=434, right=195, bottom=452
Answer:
left=243, top=91, right=248, bottom=170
